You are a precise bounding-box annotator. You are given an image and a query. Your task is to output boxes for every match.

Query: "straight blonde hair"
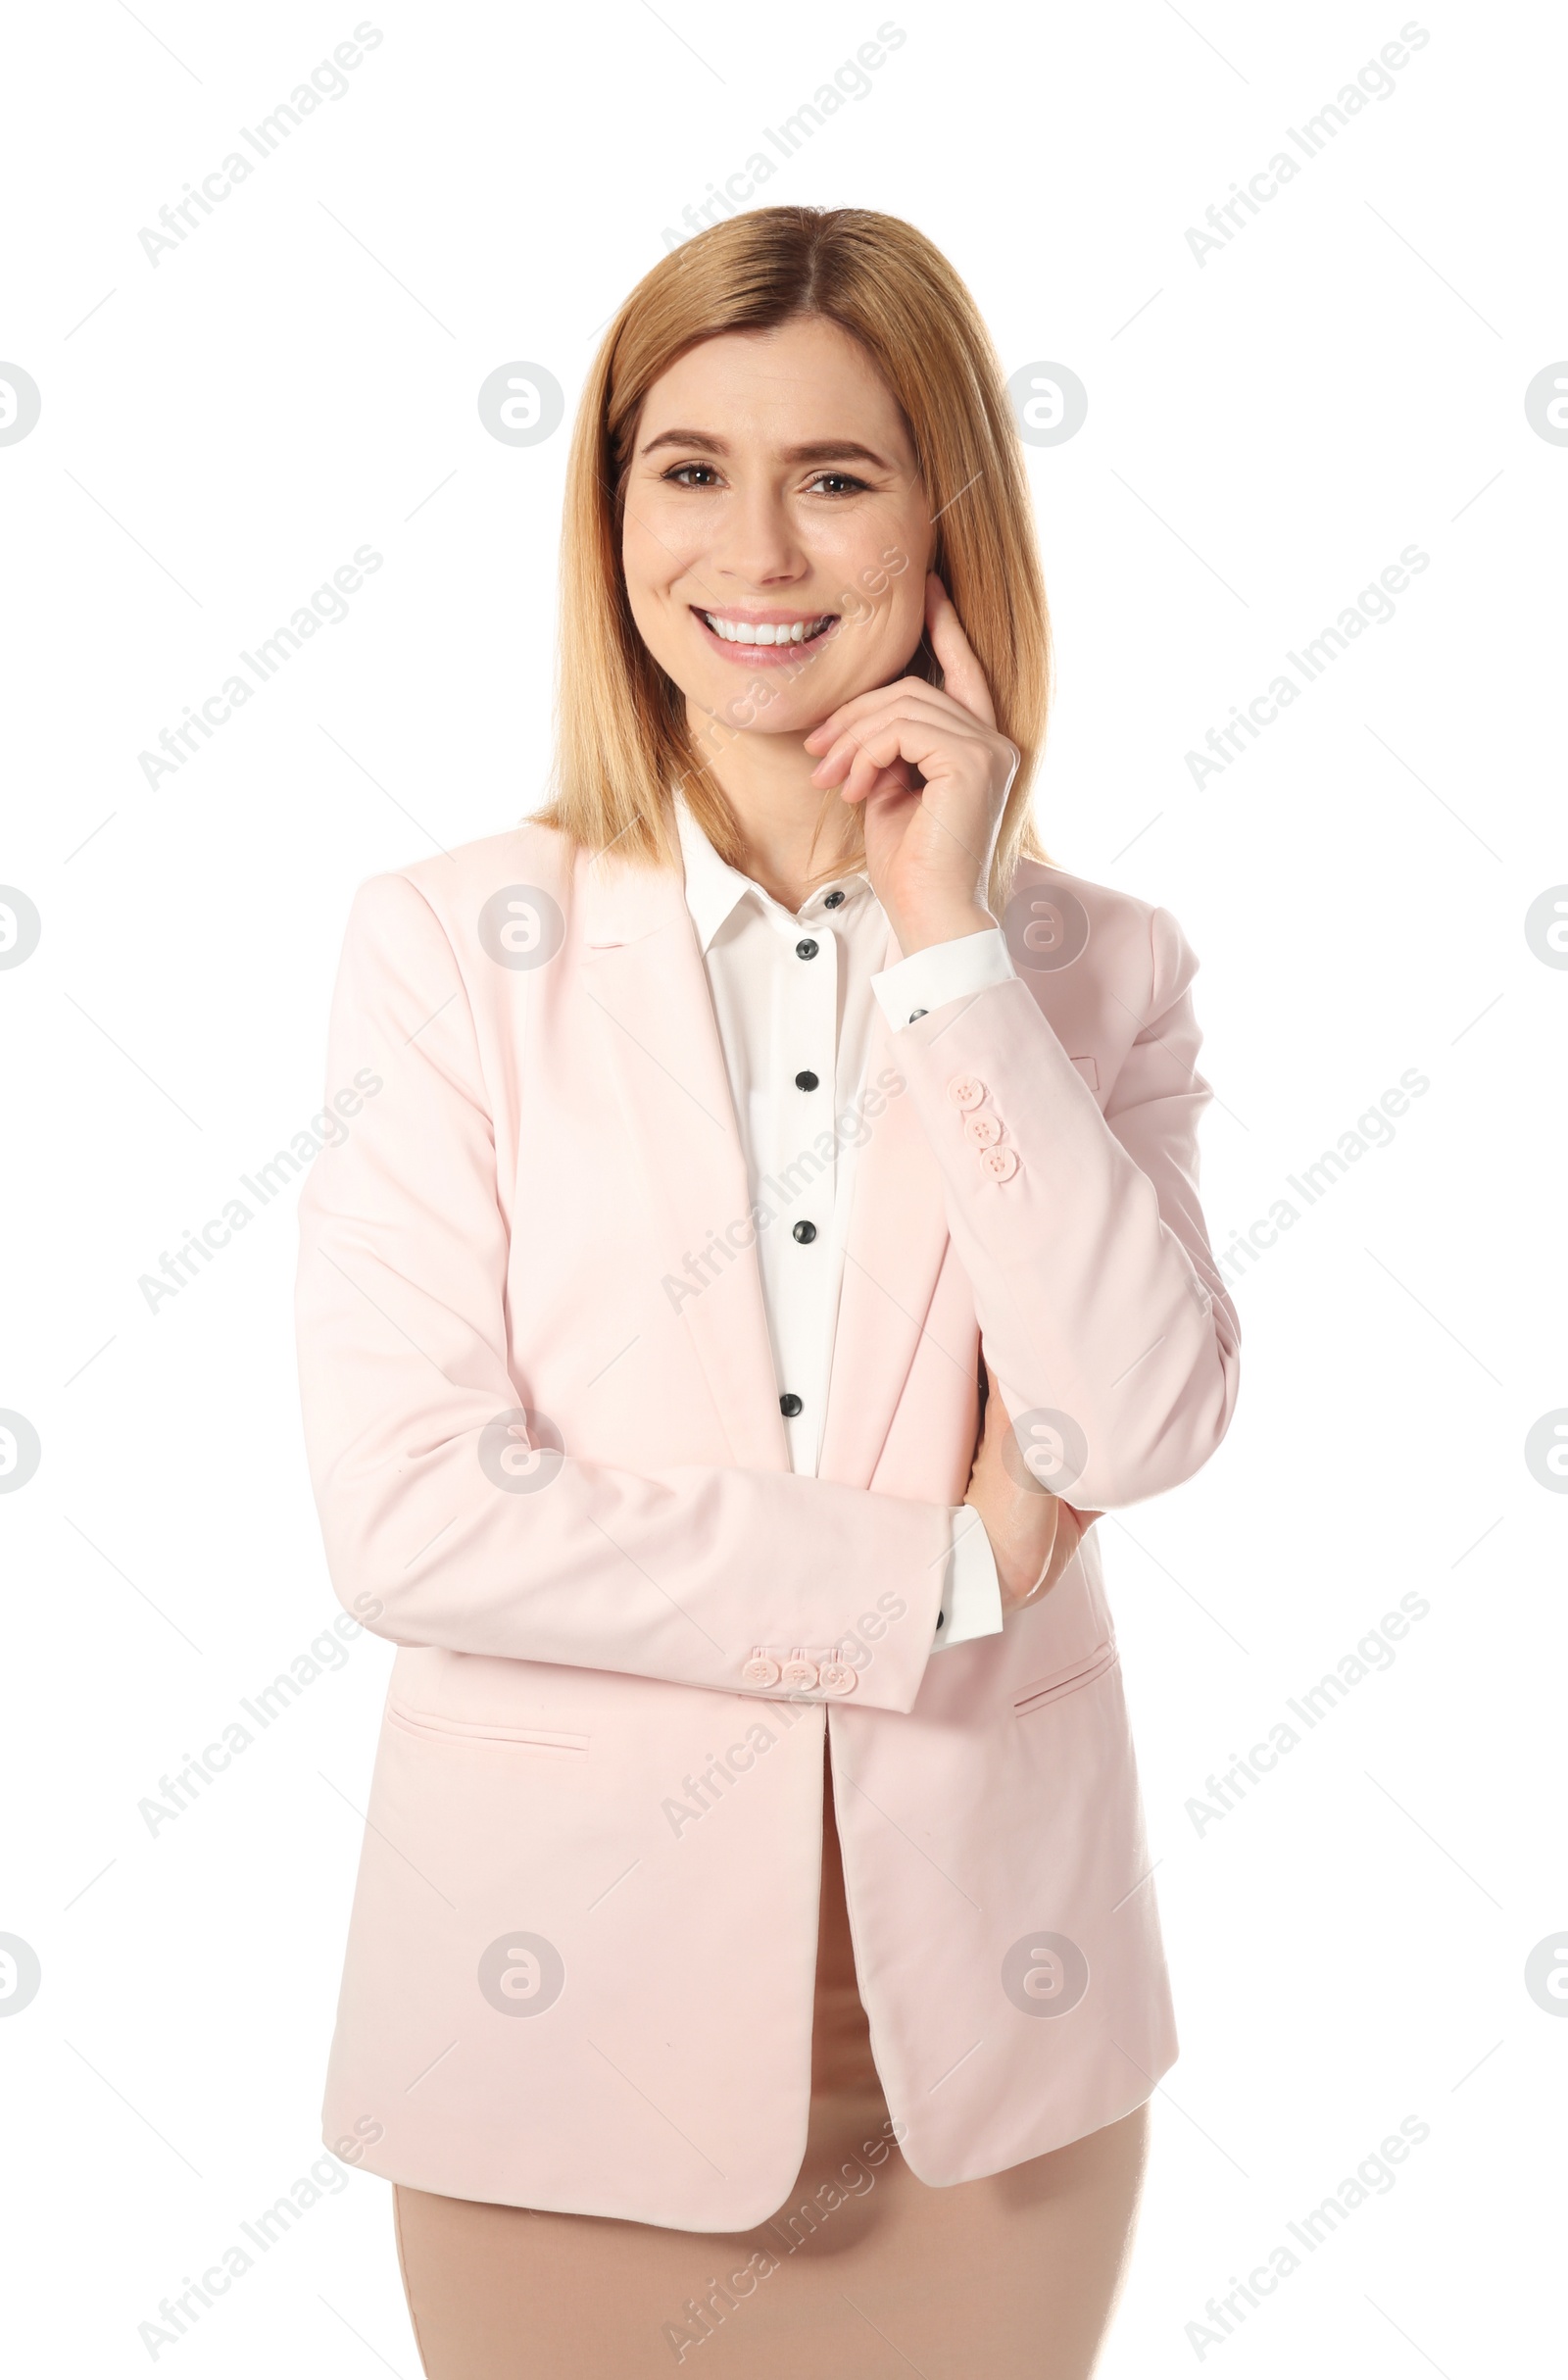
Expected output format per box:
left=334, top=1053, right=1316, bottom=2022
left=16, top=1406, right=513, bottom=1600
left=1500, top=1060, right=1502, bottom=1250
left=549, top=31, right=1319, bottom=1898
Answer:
left=538, top=205, right=1052, bottom=907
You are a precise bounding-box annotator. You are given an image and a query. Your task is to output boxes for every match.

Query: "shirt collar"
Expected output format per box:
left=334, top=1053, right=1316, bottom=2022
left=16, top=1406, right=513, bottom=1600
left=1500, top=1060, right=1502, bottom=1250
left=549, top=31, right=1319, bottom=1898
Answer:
left=673, top=792, right=871, bottom=954
left=674, top=795, right=759, bottom=953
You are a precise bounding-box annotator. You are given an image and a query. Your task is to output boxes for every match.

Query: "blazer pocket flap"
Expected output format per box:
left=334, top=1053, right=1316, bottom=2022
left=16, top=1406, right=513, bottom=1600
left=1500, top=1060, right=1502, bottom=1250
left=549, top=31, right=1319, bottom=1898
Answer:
left=1012, top=1640, right=1118, bottom=1715
left=387, top=1703, right=590, bottom=1753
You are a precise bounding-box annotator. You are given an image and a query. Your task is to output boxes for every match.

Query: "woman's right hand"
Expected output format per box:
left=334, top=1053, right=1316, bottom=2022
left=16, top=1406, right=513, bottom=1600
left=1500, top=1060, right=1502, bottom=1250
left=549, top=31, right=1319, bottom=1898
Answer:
left=964, top=1363, right=1100, bottom=1615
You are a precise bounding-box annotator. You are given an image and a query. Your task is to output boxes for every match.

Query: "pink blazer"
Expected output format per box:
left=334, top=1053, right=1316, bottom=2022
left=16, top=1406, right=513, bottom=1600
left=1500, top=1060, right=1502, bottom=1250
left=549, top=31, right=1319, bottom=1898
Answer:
left=294, top=822, right=1241, bottom=2229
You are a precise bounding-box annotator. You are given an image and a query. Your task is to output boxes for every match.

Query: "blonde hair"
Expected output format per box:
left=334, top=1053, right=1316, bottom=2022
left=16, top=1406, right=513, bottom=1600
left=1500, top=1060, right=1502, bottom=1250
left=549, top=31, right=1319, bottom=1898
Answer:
left=538, top=205, right=1052, bottom=906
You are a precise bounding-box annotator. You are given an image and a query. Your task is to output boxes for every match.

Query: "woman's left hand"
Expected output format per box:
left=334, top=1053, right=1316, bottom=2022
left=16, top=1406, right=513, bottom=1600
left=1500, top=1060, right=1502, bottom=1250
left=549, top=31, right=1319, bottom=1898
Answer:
left=803, top=571, right=1019, bottom=956
left=964, top=1363, right=1101, bottom=1615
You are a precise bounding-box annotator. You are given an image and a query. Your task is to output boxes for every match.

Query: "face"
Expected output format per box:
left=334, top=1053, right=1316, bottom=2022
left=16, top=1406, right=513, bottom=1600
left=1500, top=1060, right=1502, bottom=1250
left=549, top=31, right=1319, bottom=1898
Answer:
left=620, top=317, right=935, bottom=741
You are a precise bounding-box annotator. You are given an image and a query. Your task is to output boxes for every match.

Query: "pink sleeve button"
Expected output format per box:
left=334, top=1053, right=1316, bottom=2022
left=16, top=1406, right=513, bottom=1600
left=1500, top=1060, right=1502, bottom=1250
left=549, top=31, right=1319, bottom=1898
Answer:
left=948, top=1076, right=986, bottom=1111
left=981, top=1146, right=1019, bottom=1182
left=964, top=1113, right=1002, bottom=1147
left=818, top=1661, right=858, bottom=1695
left=741, top=1653, right=780, bottom=1688
left=780, top=1656, right=819, bottom=1691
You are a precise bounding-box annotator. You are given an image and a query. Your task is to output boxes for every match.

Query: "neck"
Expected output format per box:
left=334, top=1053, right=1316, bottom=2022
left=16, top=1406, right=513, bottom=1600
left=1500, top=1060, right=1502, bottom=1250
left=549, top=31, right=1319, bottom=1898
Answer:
left=687, top=704, right=858, bottom=912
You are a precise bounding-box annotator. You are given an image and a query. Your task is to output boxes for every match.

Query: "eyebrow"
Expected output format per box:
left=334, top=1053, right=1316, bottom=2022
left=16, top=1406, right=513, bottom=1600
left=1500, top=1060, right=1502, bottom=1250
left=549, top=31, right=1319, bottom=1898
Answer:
left=639, top=429, right=897, bottom=471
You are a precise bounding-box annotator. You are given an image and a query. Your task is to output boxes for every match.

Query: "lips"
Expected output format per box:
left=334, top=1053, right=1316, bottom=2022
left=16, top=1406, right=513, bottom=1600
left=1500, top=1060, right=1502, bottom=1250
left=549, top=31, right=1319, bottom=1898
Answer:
left=690, top=607, right=839, bottom=668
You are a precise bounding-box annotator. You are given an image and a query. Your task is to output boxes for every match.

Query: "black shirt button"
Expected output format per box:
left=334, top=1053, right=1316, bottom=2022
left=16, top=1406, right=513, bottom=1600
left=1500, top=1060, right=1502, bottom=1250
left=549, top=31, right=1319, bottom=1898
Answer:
left=796, top=938, right=818, bottom=961
left=823, top=890, right=846, bottom=909
left=794, top=1069, right=819, bottom=1092
left=792, top=1220, right=817, bottom=1244
left=779, top=1393, right=804, bottom=1417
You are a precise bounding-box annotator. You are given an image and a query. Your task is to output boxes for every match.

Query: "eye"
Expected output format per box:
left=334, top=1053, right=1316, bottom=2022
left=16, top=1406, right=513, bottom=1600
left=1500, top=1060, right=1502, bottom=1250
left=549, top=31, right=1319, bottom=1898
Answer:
left=662, top=461, right=723, bottom=489
left=805, top=471, right=869, bottom=497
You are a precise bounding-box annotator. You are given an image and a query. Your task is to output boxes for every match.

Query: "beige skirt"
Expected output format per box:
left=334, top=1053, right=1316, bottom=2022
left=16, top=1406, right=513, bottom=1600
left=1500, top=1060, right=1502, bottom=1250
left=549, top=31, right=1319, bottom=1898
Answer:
left=394, top=1736, right=1149, bottom=2378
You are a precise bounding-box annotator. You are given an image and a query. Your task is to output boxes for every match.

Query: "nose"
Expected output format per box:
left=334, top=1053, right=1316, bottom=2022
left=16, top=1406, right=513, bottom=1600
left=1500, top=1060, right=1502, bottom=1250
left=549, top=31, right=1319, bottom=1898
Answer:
left=709, top=481, right=808, bottom=589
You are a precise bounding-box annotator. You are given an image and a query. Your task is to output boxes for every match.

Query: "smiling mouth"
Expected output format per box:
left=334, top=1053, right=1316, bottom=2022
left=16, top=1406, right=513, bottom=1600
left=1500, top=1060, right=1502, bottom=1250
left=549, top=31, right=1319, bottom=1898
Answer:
left=693, top=608, right=838, bottom=648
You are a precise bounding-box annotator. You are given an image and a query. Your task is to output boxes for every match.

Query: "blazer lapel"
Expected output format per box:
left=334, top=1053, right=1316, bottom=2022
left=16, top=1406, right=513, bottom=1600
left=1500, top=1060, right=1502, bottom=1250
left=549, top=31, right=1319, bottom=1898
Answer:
left=578, top=849, right=788, bottom=1475
left=817, top=929, right=956, bottom=1489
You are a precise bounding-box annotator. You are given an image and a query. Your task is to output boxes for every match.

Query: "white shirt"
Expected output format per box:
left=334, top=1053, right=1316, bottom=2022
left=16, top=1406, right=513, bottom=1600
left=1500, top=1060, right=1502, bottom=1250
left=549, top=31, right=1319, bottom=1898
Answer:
left=675, top=797, right=1013, bottom=1653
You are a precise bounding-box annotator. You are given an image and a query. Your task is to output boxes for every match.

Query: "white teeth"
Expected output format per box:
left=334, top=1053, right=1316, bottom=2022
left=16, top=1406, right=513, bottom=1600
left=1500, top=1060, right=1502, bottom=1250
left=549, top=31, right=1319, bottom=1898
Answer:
left=702, top=613, right=830, bottom=646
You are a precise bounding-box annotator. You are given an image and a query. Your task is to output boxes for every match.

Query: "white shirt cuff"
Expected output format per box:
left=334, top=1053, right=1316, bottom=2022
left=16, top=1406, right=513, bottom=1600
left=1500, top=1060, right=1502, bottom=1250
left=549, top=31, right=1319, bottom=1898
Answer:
left=870, top=927, right=1015, bottom=1032
left=931, top=1507, right=1005, bottom=1652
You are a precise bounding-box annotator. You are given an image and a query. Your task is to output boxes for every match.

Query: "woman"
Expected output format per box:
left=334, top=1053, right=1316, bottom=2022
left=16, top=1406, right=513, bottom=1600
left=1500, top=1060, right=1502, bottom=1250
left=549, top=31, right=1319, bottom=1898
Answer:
left=295, top=205, right=1240, bottom=2378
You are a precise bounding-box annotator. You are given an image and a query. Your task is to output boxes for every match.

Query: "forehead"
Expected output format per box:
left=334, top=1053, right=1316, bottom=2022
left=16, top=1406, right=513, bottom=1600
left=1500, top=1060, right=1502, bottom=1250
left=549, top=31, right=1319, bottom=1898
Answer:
left=637, top=319, right=914, bottom=458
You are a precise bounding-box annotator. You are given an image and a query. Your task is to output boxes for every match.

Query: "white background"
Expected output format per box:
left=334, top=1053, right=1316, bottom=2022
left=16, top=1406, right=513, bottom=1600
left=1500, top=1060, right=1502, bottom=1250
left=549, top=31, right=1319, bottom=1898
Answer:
left=2, top=1, right=1563, bottom=2371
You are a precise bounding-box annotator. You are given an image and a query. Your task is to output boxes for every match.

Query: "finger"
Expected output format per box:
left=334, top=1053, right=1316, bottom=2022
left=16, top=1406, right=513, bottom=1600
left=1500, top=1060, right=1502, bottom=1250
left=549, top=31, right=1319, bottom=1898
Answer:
left=860, top=778, right=923, bottom=836
left=833, top=719, right=994, bottom=805
left=925, top=572, right=997, bottom=729
left=845, top=762, right=920, bottom=813
left=843, top=739, right=927, bottom=807
left=1020, top=1501, right=1063, bottom=1607
left=1045, top=1505, right=1094, bottom=1595
left=841, top=736, right=922, bottom=806
left=805, top=672, right=984, bottom=753
left=808, top=695, right=989, bottom=786
left=819, top=718, right=959, bottom=796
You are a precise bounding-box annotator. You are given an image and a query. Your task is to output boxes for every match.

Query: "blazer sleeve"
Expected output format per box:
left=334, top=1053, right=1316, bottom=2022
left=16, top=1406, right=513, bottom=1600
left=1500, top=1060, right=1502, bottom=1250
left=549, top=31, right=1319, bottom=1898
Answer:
left=292, top=873, right=949, bottom=1712
left=893, top=905, right=1241, bottom=1510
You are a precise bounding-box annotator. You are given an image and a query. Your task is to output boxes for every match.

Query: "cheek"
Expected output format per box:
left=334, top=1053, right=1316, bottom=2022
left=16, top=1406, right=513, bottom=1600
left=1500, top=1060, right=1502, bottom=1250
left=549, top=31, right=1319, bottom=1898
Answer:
left=836, top=564, right=924, bottom=665
left=880, top=570, right=927, bottom=646
left=622, top=492, right=711, bottom=594
left=620, top=527, right=691, bottom=662
left=621, top=516, right=671, bottom=604
left=828, top=509, right=929, bottom=636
